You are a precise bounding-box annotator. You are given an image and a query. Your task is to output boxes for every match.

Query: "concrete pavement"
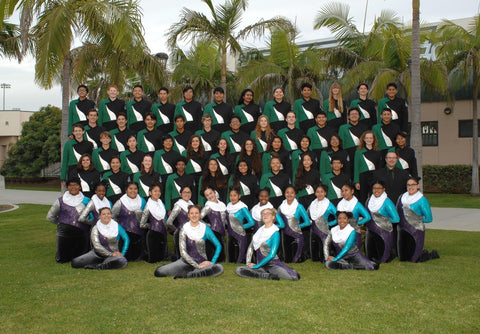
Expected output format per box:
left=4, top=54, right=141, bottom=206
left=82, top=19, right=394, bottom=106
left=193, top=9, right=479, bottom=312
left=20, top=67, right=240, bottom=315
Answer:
left=0, top=189, right=479, bottom=231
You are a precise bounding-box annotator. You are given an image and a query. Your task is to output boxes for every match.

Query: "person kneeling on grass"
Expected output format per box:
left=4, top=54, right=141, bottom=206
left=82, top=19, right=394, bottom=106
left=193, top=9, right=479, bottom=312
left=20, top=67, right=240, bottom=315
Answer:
left=154, top=205, right=224, bottom=279
left=324, top=211, right=378, bottom=270
left=236, top=208, right=300, bottom=281
left=72, top=207, right=129, bottom=270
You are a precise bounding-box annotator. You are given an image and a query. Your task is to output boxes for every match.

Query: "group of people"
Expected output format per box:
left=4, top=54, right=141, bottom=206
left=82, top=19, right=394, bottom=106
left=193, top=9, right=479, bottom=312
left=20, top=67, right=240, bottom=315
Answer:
left=47, top=81, right=438, bottom=280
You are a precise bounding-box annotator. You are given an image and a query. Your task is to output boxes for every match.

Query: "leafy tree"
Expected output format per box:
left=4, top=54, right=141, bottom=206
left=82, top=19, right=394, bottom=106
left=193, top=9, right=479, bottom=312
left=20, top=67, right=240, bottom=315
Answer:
left=236, top=26, right=326, bottom=104
left=167, top=0, right=293, bottom=100
left=0, top=20, right=22, bottom=60
left=1, top=105, right=61, bottom=177
left=435, top=16, right=480, bottom=195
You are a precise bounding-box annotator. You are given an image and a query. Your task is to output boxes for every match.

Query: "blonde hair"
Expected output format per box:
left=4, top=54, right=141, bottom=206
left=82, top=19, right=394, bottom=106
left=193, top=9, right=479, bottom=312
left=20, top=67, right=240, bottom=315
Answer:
left=261, top=208, right=277, bottom=216
left=254, top=115, right=275, bottom=142
left=328, top=83, right=344, bottom=113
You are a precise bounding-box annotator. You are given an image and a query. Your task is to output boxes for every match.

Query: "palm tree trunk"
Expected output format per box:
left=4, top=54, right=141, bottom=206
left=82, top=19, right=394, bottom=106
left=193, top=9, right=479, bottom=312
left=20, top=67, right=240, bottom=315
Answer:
left=60, top=52, right=71, bottom=189
left=410, top=0, right=423, bottom=188
left=221, top=47, right=227, bottom=101
left=471, top=57, right=479, bottom=196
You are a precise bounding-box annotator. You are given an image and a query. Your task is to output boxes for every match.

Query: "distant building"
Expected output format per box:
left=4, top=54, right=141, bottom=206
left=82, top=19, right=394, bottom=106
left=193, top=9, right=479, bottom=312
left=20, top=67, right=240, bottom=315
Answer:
left=0, top=110, right=35, bottom=168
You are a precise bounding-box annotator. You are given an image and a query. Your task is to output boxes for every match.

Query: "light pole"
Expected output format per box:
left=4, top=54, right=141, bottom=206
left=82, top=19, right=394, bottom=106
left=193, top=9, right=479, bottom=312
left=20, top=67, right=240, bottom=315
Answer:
left=1, top=83, right=11, bottom=111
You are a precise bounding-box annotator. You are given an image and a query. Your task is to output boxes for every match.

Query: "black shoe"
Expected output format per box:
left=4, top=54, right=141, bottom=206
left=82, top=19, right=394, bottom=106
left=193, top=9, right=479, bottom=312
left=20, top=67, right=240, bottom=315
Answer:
left=84, top=264, right=98, bottom=269
left=430, top=250, right=440, bottom=259
left=269, top=274, right=280, bottom=280
left=174, top=274, right=186, bottom=279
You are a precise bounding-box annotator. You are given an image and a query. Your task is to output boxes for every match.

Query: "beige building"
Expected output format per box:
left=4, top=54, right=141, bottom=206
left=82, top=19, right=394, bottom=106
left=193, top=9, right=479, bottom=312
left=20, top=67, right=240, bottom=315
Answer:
left=0, top=110, right=35, bottom=168
left=421, top=100, right=479, bottom=165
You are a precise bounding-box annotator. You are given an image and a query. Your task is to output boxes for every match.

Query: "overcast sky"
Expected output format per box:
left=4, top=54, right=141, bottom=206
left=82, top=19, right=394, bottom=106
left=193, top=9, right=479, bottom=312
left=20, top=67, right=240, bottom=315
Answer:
left=1, top=0, right=478, bottom=111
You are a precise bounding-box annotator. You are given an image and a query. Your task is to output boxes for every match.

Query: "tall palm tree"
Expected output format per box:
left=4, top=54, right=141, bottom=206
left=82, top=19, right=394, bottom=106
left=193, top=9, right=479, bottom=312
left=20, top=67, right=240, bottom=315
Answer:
left=0, top=20, right=23, bottom=60
left=170, top=40, right=226, bottom=104
left=167, top=0, right=293, bottom=100
left=3, top=0, right=149, bottom=155
left=410, top=0, right=422, bottom=186
left=435, top=16, right=480, bottom=196
left=236, top=26, right=326, bottom=104
left=313, top=2, right=447, bottom=101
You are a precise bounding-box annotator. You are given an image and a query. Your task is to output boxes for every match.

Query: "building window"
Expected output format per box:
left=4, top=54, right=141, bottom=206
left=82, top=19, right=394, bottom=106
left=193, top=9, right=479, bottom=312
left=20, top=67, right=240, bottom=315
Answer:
left=459, top=120, right=480, bottom=138
left=421, top=121, right=438, bottom=146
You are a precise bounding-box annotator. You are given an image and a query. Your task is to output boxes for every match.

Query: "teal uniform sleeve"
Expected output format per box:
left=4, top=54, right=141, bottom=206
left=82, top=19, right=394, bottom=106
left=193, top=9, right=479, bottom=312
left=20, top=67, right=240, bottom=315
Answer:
left=333, top=230, right=356, bottom=262
left=296, top=204, right=311, bottom=228
left=326, top=202, right=337, bottom=226
left=414, top=197, right=433, bottom=223
left=117, top=225, right=130, bottom=256
left=253, top=231, right=280, bottom=268
left=354, top=203, right=371, bottom=226
left=204, top=226, right=222, bottom=263
left=383, top=198, right=400, bottom=223
left=140, top=198, right=146, bottom=210
left=239, top=207, right=255, bottom=230
left=275, top=213, right=285, bottom=228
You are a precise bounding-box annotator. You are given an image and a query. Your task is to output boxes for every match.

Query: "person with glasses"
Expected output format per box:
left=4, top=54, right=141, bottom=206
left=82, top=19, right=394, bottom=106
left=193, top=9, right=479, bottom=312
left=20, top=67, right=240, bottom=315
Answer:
left=396, top=177, right=439, bottom=262
left=236, top=208, right=300, bottom=280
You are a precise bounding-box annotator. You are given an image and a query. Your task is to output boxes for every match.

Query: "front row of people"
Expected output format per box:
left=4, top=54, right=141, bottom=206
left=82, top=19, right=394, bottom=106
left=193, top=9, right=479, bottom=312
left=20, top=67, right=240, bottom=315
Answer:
left=46, top=176, right=438, bottom=280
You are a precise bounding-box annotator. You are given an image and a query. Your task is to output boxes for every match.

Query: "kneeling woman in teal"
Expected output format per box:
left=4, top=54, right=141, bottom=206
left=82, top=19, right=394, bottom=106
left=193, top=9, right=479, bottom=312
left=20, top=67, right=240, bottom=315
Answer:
left=365, top=180, right=400, bottom=263
left=112, top=182, right=146, bottom=261
left=336, top=183, right=371, bottom=250
left=324, top=211, right=377, bottom=270
left=72, top=207, right=129, bottom=269
left=154, top=205, right=224, bottom=279
left=277, top=186, right=311, bottom=263
left=236, top=208, right=300, bottom=280
left=225, top=188, right=255, bottom=263
left=397, top=177, right=438, bottom=262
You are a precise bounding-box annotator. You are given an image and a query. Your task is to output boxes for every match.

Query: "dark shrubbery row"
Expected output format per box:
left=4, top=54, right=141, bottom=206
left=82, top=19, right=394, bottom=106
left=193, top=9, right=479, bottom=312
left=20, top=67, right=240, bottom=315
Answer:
left=423, top=165, right=479, bottom=193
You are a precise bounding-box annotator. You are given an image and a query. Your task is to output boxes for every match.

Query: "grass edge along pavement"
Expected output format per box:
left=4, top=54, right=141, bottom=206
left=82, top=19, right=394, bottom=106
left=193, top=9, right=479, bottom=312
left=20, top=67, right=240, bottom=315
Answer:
left=0, top=204, right=479, bottom=333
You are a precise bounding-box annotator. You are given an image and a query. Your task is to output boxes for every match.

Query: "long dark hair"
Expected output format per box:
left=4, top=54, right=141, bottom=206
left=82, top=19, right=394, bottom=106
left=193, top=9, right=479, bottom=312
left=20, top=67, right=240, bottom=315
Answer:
left=200, top=159, right=228, bottom=193
left=238, top=88, right=254, bottom=105
left=232, top=159, right=253, bottom=188
left=294, top=152, right=317, bottom=191
left=239, top=139, right=262, bottom=174
left=186, top=135, right=204, bottom=159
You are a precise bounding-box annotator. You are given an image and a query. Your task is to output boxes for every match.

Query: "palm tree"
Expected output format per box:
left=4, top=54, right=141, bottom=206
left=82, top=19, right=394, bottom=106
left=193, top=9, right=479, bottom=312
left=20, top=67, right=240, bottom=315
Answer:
left=410, top=0, right=422, bottom=186
left=167, top=0, right=293, bottom=100
left=435, top=16, right=480, bottom=196
left=170, top=39, right=225, bottom=103
left=313, top=2, right=447, bottom=101
left=0, top=20, right=23, bottom=61
left=236, top=26, right=326, bottom=104
left=2, top=0, right=149, bottom=155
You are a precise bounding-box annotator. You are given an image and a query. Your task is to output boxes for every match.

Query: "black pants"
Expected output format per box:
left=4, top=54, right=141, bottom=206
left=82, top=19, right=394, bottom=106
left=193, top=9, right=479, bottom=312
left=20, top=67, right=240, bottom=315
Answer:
left=123, top=232, right=144, bottom=262
left=56, top=223, right=89, bottom=263
left=145, top=230, right=168, bottom=263
left=310, top=232, right=325, bottom=262
left=206, top=231, right=225, bottom=263
left=365, top=229, right=384, bottom=262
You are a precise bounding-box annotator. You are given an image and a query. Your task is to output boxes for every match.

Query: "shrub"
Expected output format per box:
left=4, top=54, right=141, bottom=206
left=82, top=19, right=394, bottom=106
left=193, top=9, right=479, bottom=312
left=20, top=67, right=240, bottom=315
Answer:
left=423, top=165, right=478, bottom=193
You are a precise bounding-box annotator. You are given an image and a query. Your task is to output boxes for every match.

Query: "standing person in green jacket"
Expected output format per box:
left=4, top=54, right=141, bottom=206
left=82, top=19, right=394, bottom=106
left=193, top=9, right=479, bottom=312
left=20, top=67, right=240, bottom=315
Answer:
left=195, top=114, right=220, bottom=158
left=372, top=108, right=400, bottom=152
left=92, top=131, right=118, bottom=175
left=323, top=82, right=347, bottom=133
left=294, top=82, right=322, bottom=130
left=262, top=87, right=290, bottom=132
left=136, top=113, right=164, bottom=155
left=126, top=85, right=152, bottom=134
left=306, top=112, right=335, bottom=162
left=152, top=87, right=175, bottom=134
left=377, top=82, right=408, bottom=132
left=84, top=109, right=106, bottom=150
left=203, top=87, right=234, bottom=133
left=349, top=83, right=377, bottom=129
left=174, top=86, right=203, bottom=133
left=338, top=107, right=369, bottom=175
left=68, top=85, right=95, bottom=137
left=235, top=89, right=261, bottom=134
left=277, top=111, right=304, bottom=152
left=153, top=134, right=182, bottom=200
left=97, top=84, right=126, bottom=131
left=61, top=123, right=94, bottom=185
left=109, top=112, right=134, bottom=153
left=353, top=131, right=383, bottom=205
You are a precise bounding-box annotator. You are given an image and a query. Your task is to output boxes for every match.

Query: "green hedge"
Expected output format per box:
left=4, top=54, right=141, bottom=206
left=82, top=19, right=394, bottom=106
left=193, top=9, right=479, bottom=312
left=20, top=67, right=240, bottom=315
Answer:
left=423, top=165, right=478, bottom=194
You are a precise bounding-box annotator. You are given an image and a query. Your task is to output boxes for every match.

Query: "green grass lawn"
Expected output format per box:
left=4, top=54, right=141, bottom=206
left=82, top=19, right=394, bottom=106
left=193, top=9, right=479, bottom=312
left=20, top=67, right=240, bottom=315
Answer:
left=1, top=205, right=479, bottom=333
left=426, top=193, right=480, bottom=208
